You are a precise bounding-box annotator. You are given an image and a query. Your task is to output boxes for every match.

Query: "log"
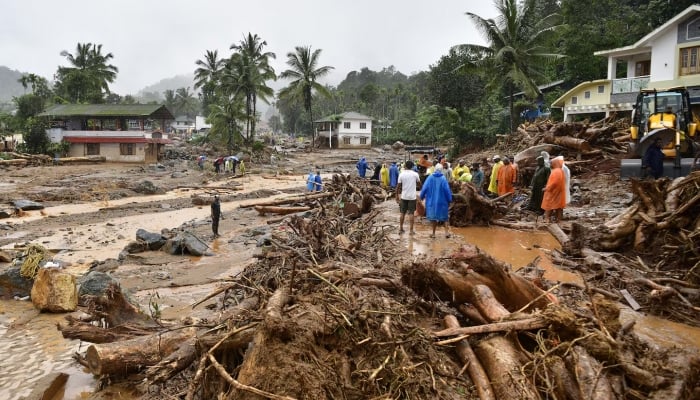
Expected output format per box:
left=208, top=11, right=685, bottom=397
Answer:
left=443, top=315, right=495, bottom=400
left=457, top=304, right=488, bottom=325
left=471, top=284, right=510, bottom=321
left=255, top=205, right=311, bottom=215
left=85, top=327, right=197, bottom=375
left=0, top=159, right=28, bottom=166
left=547, top=355, right=582, bottom=400
left=547, top=223, right=570, bottom=247
left=568, top=346, right=615, bottom=400
left=433, top=316, right=547, bottom=337
left=545, top=135, right=593, bottom=152
left=474, top=336, right=540, bottom=400
left=240, top=192, right=334, bottom=208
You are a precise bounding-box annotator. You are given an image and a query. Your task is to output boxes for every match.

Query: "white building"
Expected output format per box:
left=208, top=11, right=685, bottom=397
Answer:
left=315, top=111, right=373, bottom=149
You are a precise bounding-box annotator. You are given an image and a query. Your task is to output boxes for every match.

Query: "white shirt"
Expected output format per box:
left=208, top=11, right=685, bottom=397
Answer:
left=397, top=169, right=420, bottom=200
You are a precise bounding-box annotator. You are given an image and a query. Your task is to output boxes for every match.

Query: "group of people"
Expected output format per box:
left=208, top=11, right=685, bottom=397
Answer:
left=525, top=151, right=571, bottom=223
left=305, top=170, right=323, bottom=192
left=198, top=154, right=244, bottom=175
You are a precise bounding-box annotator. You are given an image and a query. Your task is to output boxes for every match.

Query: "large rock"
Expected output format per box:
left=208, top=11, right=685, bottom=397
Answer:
left=0, top=266, right=33, bottom=299
left=135, top=228, right=166, bottom=250
left=13, top=199, right=44, bottom=211
left=162, top=232, right=211, bottom=256
left=78, top=271, right=119, bottom=305
left=31, top=268, right=78, bottom=312
left=132, top=180, right=164, bottom=195
left=0, top=209, right=13, bottom=218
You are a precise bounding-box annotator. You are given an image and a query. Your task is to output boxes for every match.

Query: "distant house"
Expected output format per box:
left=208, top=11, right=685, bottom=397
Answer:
left=315, top=111, right=373, bottom=149
left=171, top=115, right=196, bottom=135
left=39, top=104, right=174, bottom=163
left=552, top=4, right=700, bottom=121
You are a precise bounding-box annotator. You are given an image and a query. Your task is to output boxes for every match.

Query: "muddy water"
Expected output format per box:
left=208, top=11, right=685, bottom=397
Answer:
left=406, top=223, right=581, bottom=284
left=0, top=300, right=94, bottom=400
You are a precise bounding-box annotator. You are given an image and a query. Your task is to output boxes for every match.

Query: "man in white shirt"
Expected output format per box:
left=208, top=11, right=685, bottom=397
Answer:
left=396, top=160, right=421, bottom=235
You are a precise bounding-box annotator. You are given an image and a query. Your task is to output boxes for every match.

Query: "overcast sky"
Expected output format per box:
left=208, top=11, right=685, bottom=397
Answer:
left=1, top=0, right=496, bottom=95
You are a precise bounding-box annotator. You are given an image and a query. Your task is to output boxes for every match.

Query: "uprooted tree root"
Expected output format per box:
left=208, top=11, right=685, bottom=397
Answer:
left=60, top=198, right=700, bottom=399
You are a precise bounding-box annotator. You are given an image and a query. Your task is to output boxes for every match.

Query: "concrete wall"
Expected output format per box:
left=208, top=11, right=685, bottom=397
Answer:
left=336, top=133, right=371, bottom=149
left=68, top=143, right=146, bottom=162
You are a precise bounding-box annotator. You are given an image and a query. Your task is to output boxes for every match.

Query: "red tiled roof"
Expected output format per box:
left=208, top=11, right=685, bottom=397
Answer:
left=63, top=136, right=172, bottom=144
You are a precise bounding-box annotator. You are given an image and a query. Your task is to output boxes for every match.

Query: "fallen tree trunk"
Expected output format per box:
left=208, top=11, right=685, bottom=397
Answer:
left=85, top=327, right=197, bottom=376
left=442, top=315, right=495, bottom=400
left=240, top=192, right=334, bottom=208
left=255, top=205, right=311, bottom=215
left=475, top=336, right=540, bottom=400
left=433, top=316, right=547, bottom=337
left=544, top=135, right=593, bottom=152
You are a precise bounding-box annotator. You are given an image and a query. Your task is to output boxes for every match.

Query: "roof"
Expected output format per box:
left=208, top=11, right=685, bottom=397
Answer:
left=39, top=104, right=174, bottom=119
left=63, top=136, right=172, bottom=144
left=512, top=80, right=565, bottom=98
left=551, top=79, right=609, bottom=108
left=594, top=5, right=700, bottom=57
left=315, top=111, right=373, bottom=123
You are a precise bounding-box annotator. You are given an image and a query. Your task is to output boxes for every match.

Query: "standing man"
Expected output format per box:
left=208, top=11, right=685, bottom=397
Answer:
left=526, top=156, right=550, bottom=215
left=396, top=160, right=421, bottom=235
left=389, top=161, right=399, bottom=189
left=211, top=195, right=222, bottom=238
left=643, top=138, right=665, bottom=179
left=306, top=170, right=316, bottom=192
left=356, top=157, right=369, bottom=178
left=488, top=155, right=503, bottom=197
left=470, top=162, right=484, bottom=194
left=420, top=164, right=453, bottom=238
left=496, top=157, right=517, bottom=196
left=542, top=157, right=566, bottom=223
left=314, top=170, right=323, bottom=191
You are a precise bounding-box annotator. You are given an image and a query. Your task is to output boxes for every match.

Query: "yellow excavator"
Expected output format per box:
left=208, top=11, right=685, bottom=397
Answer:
left=621, top=87, right=699, bottom=178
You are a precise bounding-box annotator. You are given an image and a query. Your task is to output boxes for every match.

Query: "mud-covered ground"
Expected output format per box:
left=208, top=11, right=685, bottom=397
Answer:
left=1, top=141, right=699, bottom=399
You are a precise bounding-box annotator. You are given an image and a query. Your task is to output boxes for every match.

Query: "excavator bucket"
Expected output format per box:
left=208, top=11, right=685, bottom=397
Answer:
left=620, top=158, right=695, bottom=179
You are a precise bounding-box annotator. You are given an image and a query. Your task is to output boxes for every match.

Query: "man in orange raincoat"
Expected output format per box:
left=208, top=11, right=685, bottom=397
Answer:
left=541, top=157, right=566, bottom=222
left=496, top=157, right=517, bottom=195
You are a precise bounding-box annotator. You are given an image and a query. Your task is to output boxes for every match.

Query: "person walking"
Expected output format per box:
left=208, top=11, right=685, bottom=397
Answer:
left=197, top=154, right=206, bottom=170
left=526, top=156, right=550, bottom=215
left=389, top=161, right=399, bottom=189
left=496, top=157, right=517, bottom=196
left=420, top=163, right=453, bottom=238
left=380, top=163, right=389, bottom=187
left=541, top=157, right=566, bottom=223
left=396, top=160, right=421, bottom=235
left=356, top=157, right=369, bottom=178
left=487, top=155, right=503, bottom=197
left=314, top=170, right=323, bottom=191
left=643, top=138, right=665, bottom=179
left=211, top=195, right=222, bottom=238
left=306, top=170, right=315, bottom=192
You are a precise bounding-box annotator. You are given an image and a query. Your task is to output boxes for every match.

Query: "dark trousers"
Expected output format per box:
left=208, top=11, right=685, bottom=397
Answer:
left=212, top=218, right=219, bottom=235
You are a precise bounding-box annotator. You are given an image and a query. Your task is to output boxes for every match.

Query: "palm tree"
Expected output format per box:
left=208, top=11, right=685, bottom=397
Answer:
left=194, top=50, right=225, bottom=115
left=455, top=0, right=562, bottom=132
left=55, top=42, right=118, bottom=103
left=175, top=87, right=199, bottom=118
left=208, top=97, right=247, bottom=152
left=278, top=46, right=334, bottom=148
left=229, top=33, right=276, bottom=142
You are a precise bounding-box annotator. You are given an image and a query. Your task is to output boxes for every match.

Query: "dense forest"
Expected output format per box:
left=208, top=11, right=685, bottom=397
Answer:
left=1, top=0, right=697, bottom=155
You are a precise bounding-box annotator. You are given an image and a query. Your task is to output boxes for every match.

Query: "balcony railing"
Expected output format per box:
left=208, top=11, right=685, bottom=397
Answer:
left=611, top=76, right=650, bottom=94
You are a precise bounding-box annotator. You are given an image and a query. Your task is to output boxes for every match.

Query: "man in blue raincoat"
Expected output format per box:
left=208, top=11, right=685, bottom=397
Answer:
left=356, top=157, right=369, bottom=178
left=420, top=163, right=453, bottom=238
left=389, top=161, right=399, bottom=189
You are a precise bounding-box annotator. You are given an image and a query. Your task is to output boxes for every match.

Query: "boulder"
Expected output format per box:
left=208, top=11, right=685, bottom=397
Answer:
left=135, top=228, right=166, bottom=250
left=162, top=232, right=211, bottom=256
left=132, top=180, right=164, bottom=195
left=123, top=241, right=149, bottom=254
left=31, top=268, right=78, bottom=312
left=0, top=266, right=33, bottom=299
left=13, top=199, right=44, bottom=211
left=0, top=209, right=13, bottom=218
left=392, top=141, right=405, bottom=151
left=0, top=250, right=13, bottom=263
left=78, top=270, right=119, bottom=305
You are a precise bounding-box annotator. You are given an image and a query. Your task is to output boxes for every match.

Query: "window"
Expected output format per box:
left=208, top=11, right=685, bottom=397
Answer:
left=343, top=122, right=351, bottom=129
left=680, top=46, right=700, bottom=76
left=120, top=143, right=135, bottom=155
left=360, top=122, right=367, bottom=129
left=584, top=91, right=591, bottom=99
left=103, top=119, right=117, bottom=130
left=128, top=119, right=141, bottom=130
left=360, top=137, right=367, bottom=145
left=571, top=96, right=578, bottom=105
left=86, top=143, right=100, bottom=155
left=597, top=85, right=605, bottom=94
left=343, top=137, right=350, bottom=145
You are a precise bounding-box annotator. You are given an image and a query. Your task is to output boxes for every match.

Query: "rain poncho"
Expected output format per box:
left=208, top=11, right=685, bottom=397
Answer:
left=497, top=163, right=517, bottom=195
left=561, top=158, right=571, bottom=204
left=527, top=156, right=550, bottom=214
left=488, top=160, right=503, bottom=195
left=314, top=173, right=323, bottom=191
left=380, top=164, right=389, bottom=186
left=356, top=157, right=369, bottom=178
left=541, top=157, right=566, bottom=211
left=389, top=163, right=399, bottom=188
left=419, top=169, right=452, bottom=222
left=306, top=172, right=315, bottom=192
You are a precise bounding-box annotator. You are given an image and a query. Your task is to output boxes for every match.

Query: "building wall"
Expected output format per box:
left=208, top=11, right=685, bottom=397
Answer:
left=651, top=29, right=679, bottom=82
left=336, top=133, right=371, bottom=149
left=677, top=13, right=700, bottom=44
left=68, top=142, right=146, bottom=162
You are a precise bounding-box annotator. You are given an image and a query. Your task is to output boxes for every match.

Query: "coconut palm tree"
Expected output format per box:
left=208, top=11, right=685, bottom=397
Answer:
left=454, top=0, right=562, bottom=133
left=175, top=87, right=199, bottom=119
left=54, top=42, right=118, bottom=103
left=228, top=33, right=276, bottom=142
left=278, top=46, right=334, bottom=148
left=194, top=50, right=226, bottom=115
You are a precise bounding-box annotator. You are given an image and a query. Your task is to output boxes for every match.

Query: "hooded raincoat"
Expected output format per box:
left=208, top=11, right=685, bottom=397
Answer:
left=541, top=157, right=566, bottom=211
left=419, top=168, right=452, bottom=222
